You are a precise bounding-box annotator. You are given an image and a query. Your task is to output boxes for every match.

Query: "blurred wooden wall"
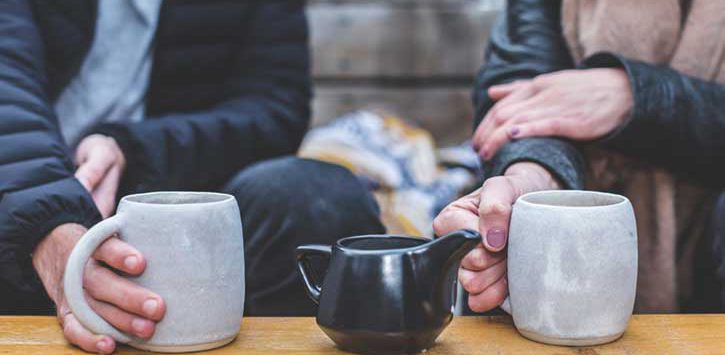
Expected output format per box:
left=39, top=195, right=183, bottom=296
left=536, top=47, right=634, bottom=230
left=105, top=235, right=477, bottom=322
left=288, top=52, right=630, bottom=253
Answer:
left=308, top=0, right=503, bottom=146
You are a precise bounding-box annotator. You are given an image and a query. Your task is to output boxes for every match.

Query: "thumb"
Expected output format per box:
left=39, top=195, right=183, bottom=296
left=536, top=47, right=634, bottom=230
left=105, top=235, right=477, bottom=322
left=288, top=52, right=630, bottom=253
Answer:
left=478, top=177, right=518, bottom=252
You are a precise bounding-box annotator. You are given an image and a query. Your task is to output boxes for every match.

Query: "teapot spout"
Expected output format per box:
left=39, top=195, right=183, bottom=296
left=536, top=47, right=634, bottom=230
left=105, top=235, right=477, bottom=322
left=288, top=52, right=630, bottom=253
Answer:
left=427, top=229, right=481, bottom=271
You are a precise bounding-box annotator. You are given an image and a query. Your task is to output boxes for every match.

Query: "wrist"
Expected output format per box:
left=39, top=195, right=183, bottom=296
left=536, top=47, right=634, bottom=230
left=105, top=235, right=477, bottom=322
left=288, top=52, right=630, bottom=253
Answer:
left=91, top=124, right=138, bottom=192
left=100, top=134, right=126, bottom=172
left=504, top=162, right=562, bottom=191
left=32, top=223, right=87, bottom=302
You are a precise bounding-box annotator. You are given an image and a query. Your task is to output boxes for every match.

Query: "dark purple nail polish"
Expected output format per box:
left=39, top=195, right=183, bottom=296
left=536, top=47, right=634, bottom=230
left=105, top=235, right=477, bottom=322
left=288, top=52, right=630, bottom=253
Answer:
left=509, top=126, right=520, bottom=137
left=486, top=229, right=507, bottom=249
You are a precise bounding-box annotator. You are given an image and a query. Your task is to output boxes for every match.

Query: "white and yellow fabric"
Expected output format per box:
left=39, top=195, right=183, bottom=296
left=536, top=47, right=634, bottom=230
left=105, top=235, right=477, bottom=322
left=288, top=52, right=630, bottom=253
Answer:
left=299, top=111, right=480, bottom=237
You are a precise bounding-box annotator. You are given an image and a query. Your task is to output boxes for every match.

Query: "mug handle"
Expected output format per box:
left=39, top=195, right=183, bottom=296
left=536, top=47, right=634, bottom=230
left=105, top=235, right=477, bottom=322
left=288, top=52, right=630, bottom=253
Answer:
left=63, top=214, right=132, bottom=343
left=295, top=245, right=332, bottom=304
left=500, top=296, right=512, bottom=314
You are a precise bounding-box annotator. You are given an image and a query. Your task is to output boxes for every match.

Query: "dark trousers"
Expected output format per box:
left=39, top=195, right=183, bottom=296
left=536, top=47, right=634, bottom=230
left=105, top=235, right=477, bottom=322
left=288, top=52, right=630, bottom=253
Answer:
left=713, top=192, right=725, bottom=309
left=223, top=157, right=386, bottom=316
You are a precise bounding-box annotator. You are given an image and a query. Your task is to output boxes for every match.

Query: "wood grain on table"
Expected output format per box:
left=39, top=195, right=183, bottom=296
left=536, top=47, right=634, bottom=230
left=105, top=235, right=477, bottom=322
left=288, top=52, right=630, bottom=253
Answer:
left=0, top=315, right=723, bottom=354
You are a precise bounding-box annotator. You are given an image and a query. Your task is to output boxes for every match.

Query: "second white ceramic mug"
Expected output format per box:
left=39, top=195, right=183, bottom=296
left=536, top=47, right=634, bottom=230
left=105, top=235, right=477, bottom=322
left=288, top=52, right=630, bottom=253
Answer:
left=501, top=190, right=637, bottom=346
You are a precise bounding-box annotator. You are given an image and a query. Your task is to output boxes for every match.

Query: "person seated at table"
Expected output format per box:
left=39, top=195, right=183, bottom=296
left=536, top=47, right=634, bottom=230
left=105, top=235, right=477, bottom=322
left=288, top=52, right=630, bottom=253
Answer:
left=434, top=0, right=725, bottom=314
left=0, top=0, right=385, bottom=353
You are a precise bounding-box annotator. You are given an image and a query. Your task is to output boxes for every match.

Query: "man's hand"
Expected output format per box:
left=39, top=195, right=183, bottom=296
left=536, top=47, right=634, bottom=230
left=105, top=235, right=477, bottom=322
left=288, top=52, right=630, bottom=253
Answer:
left=75, top=134, right=126, bottom=218
left=473, top=68, right=633, bottom=160
left=33, top=223, right=165, bottom=354
left=433, top=162, right=561, bottom=312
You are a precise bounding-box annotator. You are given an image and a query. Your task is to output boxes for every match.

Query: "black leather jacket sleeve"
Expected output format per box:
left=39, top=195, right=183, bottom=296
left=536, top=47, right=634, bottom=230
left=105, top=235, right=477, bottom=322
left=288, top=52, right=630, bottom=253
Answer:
left=474, top=0, right=585, bottom=189
left=583, top=53, right=725, bottom=188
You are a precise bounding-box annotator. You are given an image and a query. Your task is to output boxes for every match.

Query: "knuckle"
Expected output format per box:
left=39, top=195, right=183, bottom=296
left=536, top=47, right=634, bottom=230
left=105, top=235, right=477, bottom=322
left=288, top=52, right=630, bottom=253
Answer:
left=83, top=273, right=103, bottom=297
left=486, top=107, right=500, bottom=123
left=494, top=113, right=508, bottom=125
left=468, top=295, right=489, bottom=313
left=532, top=75, right=548, bottom=88
left=481, top=176, right=504, bottom=190
left=62, top=321, right=74, bottom=339
left=84, top=167, right=104, bottom=183
left=459, top=272, right=478, bottom=293
left=459, top=275, right=473, bottom=291
left=547, top=120, right=561, bottom=135
left=122, top=286, right=150, bottom=312
left=480, top=201, right=512, bottom=217
left=432, top=217, right=446, bottom=236
left=62, top=321, right=92, bottom=351
left=569, top=110, right=585, bottom=121
left=97, top=239, right=123, bottom=263
left=546, top=86, right=563, bottom=96
left=467, top=249, right=488, bottom=270
left=82, top=264, right=100, bottom=289
left=432, top=208, right=457, bottom=235
left=472, top=256, right=488, bottom=271
left=490, top=280, right=508, bottom=302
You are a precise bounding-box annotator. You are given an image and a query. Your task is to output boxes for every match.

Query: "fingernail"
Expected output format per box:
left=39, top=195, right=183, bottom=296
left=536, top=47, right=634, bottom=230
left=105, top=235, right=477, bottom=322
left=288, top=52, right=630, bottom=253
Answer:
left=481, top=149, right=489, bottom=160
left=510, top=126, right=520, bottom=137
left=124, top=256, right=138, bottom=270
left=486, top=229, right=507, bottom=249
left=132, top=318, right=148, bottom=335
left=143, top=299, right=158, bottom=317
left=96, top=337, right=112, bottom=353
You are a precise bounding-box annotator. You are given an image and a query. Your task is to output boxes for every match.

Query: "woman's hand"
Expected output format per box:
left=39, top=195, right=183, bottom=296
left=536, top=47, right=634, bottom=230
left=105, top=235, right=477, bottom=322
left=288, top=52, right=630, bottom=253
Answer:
left=432, top=162, right=561, bottom=312
left=473, top=68, right=633, bottom=160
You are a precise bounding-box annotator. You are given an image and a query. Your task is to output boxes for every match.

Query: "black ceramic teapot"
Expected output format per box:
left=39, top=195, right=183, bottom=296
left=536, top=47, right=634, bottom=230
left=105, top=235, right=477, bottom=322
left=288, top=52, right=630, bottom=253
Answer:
left=295, top=229, right=480, bottom=353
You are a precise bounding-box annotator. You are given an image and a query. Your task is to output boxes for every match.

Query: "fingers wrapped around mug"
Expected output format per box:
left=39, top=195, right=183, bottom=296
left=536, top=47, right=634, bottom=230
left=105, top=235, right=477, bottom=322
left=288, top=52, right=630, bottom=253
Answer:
left=60, top=310, right=115, bottom=354
left=83, top=261, right=165, bottom=320
left=466, top=272, right=508, bottom=313
left=93, top=237, right=146, bottom=275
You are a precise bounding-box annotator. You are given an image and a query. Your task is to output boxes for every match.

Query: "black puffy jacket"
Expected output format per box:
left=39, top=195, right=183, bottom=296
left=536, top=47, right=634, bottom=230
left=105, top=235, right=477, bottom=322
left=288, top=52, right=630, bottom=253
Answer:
left=0, top=0, right=310, bottom=313
left=475, top=0, right=725, bottom=189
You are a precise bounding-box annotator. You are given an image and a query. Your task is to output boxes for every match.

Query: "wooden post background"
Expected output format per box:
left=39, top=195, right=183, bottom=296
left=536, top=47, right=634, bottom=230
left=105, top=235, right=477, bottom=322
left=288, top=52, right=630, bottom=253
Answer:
left=308, top=0, right=503, bottom=146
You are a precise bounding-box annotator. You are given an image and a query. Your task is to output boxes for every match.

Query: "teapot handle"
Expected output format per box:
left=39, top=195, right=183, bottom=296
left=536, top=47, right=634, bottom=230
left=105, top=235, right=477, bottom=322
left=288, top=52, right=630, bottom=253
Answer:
left=295, top=245, right=332, bottom=304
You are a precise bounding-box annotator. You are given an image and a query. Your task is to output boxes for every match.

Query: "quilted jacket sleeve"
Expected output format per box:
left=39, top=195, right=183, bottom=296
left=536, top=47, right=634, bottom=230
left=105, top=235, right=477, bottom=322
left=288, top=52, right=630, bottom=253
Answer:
left=0, top=0, right=101, bottom=309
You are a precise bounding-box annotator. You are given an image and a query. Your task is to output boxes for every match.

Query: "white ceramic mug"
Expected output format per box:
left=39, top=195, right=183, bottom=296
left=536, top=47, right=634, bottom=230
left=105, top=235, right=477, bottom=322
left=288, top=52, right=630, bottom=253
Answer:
left=501, top=190, right=637, bottom=346
left=63, top=192, right=245, bottom=352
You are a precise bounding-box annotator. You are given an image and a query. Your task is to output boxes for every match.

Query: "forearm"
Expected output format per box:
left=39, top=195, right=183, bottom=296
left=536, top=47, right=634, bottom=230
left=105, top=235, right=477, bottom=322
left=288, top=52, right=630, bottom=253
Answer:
left=486, top=138, right=585, bottom=190
left=94, top=96, right=309, bottom=193
left=0, top=0, right=102, bottom=300
left=504, top=161, right=562, bottom=191
left=473, top=0, right=584, bottom=189
left=584, top=52, right=725, bottom=187
left=32, top=223, right=86, bottom=302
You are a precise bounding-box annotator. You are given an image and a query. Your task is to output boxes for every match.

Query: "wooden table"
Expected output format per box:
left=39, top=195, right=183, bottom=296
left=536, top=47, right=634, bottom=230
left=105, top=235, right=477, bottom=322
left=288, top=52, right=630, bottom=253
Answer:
left=1, top=315, right=723, bottom=354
